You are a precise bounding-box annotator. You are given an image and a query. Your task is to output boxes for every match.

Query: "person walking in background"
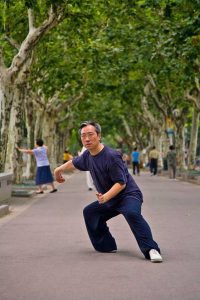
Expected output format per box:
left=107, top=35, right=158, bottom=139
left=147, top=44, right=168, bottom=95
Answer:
left=63, top=149, right=73, bottom=163
left=17, top=139, right=57, bottom=194
left=149, top=146, right=159, bottom=176
left=86, top=170, right=94, bottom=191
left=54, top=120, right=162, bottom=263
left=166, top=145, right=177, bottom=179
left=131, top=147, right=140, bottom=175
left=79, top=146, right=95, bottom=191
left=122, top=152, right=130, bottom=167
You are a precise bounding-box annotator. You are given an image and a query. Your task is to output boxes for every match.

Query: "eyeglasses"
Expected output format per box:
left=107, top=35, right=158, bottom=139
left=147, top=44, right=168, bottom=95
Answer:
left=80, top=132, right=96, bottom=139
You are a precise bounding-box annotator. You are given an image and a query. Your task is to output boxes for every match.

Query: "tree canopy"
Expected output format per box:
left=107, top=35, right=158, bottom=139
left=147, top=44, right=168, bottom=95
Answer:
left=0, top=0, right=200, bottom=179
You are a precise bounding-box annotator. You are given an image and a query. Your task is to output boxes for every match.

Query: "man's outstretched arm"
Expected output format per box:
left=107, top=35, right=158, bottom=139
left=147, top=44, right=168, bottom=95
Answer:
left=54, top=160, right=76, bottom=183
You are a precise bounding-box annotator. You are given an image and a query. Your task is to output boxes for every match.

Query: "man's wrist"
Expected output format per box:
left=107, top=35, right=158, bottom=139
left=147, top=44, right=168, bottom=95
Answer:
left=59, top=166, right=64, bottom=172
left=57, top=166, right=64, bottom=173
left=103, top=193, right=110, bottom=202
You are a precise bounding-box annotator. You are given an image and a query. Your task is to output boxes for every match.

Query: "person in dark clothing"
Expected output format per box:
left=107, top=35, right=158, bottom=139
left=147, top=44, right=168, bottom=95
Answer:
left=149, top=146, right=160, bottom=176
left=166, top=145, right=177, bottom=179
left=54, top=121, right=162, bottom=262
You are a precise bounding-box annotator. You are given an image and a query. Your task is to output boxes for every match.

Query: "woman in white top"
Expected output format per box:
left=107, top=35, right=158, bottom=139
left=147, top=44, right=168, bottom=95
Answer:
left=17, top=139, right=57, bottom=194
left=79, top=146, right=94, bottom=191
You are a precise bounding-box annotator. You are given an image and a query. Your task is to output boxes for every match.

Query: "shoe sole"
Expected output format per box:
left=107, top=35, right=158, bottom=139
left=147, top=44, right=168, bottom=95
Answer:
left=151, top=259, right=163, bottom=263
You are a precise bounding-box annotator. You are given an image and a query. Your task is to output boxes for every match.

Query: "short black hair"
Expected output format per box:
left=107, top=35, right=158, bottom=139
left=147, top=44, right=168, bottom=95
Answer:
left=36, top=139, right=44, bottom=146
left=78, top=121, right=101, bottom=135
left=169, top=145, right=175, bottom=150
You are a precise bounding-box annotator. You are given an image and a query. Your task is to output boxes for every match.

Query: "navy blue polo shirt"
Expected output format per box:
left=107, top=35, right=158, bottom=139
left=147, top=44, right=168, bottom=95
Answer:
left=72, top=146, right=143, bottom=203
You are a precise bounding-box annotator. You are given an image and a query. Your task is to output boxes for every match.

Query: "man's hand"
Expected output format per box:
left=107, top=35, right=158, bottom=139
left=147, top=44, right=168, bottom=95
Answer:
left=96, top=183, right=126, bottom=204
left=96, top=192, right=107, bottom=204
left=54, top=160, right=75, bottom=183
left=54, top=167, right=65, bottom=183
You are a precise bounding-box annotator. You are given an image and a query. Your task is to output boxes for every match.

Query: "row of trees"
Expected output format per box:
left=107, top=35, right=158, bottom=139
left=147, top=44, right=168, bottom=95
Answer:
left=0, top=0, right=200, bottom=183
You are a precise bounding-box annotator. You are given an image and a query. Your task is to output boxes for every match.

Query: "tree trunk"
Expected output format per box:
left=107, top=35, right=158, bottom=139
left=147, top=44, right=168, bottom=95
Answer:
left=24, top=90, right=36, bottom=179
left=175, top=123, right=186, bottom=170
left=42, top=113, right=57, bottom=169
left=188, top=108, right=200, bottom=169
left=0, top=75, right=14, bottom=172
left=5, top=85, right=25, bottom=183
left=0, top=5, right=66, bottom=174
left=34, top=110, right=43, bottom=141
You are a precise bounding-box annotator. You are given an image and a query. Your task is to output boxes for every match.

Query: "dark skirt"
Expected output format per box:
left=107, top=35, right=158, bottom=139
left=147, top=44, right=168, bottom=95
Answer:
left=35, top=165, right=54, bottom=185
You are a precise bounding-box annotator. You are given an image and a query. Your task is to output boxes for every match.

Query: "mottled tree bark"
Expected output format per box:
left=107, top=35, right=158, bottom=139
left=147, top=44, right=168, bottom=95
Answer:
left=186, top=79, right=200, bottom=169
left=0, top=6, right=66, bottom=180
left=188, top=109, right=199, bottom=169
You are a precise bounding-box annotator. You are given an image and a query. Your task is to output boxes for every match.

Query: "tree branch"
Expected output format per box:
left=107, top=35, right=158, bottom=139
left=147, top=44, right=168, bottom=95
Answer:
left=28, top=8, right=35, bottom=32
left=0, top=48, right=6, bottom=70
left=4, top=35, right=20, bottom=50
left=121, top=116, right=133, bottom=137
left=56, top=112, right=70, bottom=124
left=195, top=77, right=200, bottom=93
left=146, top=74, right=156, bottom=88
left=147, top=74, right=167, bottom=117
left=8, top=5, right=65, bottom=77
left=46, top=82, right=71, bottom=111
left=141, top=95, right=162, bottom=131
left=55, top=91, right=84, bottom=113
left=34, top=91, right=46, bottom=110
left=186, top=90, right=200, bottom=110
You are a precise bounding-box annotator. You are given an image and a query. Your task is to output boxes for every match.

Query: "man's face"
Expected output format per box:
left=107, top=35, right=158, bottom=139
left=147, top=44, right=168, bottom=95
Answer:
left=80, top=125, right=101, bottom=150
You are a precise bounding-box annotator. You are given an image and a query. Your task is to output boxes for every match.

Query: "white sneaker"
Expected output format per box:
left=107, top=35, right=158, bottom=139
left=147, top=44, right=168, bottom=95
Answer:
left=149, top=249, right=163, bottom=263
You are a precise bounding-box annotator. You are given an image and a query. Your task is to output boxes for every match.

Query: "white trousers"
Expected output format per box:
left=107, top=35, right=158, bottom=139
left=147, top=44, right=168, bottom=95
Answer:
left=86, top=171, right=94, bottom=189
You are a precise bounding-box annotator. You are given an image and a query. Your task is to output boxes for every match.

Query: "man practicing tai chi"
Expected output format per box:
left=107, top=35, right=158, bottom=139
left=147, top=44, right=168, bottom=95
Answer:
left=54, top=121, right=163, bottom=262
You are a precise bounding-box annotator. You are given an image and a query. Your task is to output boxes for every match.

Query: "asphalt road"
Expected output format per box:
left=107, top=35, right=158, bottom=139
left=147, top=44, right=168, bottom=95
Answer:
left=0, top=171, right=200, bottom=300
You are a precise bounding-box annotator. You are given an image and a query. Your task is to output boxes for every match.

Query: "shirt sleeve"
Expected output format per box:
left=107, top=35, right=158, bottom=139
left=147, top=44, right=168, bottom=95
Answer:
left=108, top=154, right=127, bottom=185
left=32, top=148, right=38, bottom=157
left=72, top=151, right=89, bottom=171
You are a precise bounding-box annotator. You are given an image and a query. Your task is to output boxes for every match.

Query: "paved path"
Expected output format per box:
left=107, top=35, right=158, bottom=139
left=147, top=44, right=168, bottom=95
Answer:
left=0, top=171, right=200, bottom=300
